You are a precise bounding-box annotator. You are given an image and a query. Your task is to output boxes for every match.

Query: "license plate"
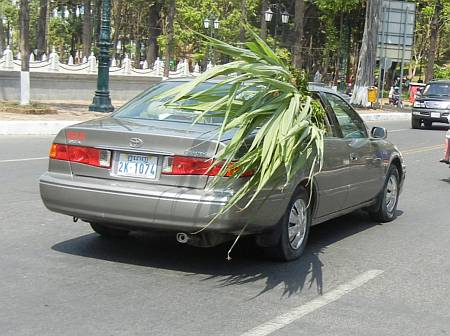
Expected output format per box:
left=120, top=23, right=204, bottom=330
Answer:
left=116, top=153, right=158, bottom=179
left=431, top=112, right=440, bottom=119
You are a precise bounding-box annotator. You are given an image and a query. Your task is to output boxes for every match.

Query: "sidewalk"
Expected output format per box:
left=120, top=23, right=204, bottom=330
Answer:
left=0, top=101, right=411, bottom=135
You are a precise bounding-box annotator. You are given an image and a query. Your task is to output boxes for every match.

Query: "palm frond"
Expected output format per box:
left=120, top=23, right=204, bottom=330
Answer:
left=158, top=25, right=326, bottom=228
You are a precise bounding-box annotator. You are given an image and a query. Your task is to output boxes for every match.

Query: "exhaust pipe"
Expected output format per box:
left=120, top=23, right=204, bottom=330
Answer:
left=176, top=232, right=190, bottom=244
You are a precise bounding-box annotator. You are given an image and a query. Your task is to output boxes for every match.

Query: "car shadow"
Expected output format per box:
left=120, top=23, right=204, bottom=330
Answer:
left=52, top=210, right=396, bottom=298
left=418, top=124, right=449, bottom=131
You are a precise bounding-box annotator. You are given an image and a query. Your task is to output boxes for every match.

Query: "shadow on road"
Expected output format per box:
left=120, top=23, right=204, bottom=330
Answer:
left=417, top=124, right=449, bottom=131
left=52, top=210, right=392, bottom=298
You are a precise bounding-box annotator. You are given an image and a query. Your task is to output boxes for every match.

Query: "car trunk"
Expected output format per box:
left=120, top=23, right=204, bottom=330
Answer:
left=61, top=116, right=231, bottom=189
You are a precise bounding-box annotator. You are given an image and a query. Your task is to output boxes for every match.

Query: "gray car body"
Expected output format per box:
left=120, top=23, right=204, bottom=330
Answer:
left=39, top=80, right=406, bottom=236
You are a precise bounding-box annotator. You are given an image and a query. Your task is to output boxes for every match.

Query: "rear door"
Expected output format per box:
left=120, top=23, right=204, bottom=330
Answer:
left=313, top=93, right=351, bottom=218
left=322, top=93, right=384, bottom=208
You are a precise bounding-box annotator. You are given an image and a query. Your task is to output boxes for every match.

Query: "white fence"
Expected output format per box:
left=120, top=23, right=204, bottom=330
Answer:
left=0, top=47, right=210, bottom=78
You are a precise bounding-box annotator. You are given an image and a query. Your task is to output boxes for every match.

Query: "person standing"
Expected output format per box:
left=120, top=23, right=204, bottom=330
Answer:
left=440, top=130, right=450, bottom=164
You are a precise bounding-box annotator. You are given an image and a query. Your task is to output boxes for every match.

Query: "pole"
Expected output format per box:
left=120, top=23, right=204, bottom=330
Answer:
left=398, top=1, right=408, bottom=109
left=377, top=2, right=385, bottom=104
left=89, top=0, right=114, bottom=112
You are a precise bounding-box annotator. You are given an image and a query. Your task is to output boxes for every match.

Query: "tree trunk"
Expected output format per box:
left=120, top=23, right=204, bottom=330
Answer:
left=425, top=1, right=441, bottom=82
left=240, top=0, right=247, bottom=44
left=260, top=0, right=268, bottom=40
left=334, top=11, right=344, bottom=85
left=36, top=0, right=48, bottom=58
left=292, top=0, right=305, bottom=69
left=93, top=0, right=102, bottom=44
left=146, top=2, right=162, bottom=66
left=0, top=16, right=5, bottom=56
left=20, top=0, right=30, bottom=105
left=82, top=0, right=92, bottom=57
left=384, top=61, right=397, bottom=91
left=350, top=0, right=381, bottom=107
left=163, top=0, right=175, bottom=77
left=134, top=39, right=141, bottom=69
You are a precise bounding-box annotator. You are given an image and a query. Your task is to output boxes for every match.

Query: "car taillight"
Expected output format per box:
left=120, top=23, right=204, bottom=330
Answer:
left=161, top=156, right=253, bottom=177
left=49, top=144, right=111, bottom=168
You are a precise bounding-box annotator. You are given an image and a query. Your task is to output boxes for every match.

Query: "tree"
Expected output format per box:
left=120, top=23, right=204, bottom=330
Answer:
left=19, top=0, right=30, bottom=105
left=147, top=1, right=162, bottom=66
left=351, top=0, right=381, bottom=107
left=163, top=0, right=175, bottom=77
left=426, top=0, right=442, bottom=81
left=292, top=0, right=305, bottom=69
left=260, top=0, right=268, bottom=39
left=0, top=10, right=5, bottom=54
left=36, top=0, right=48, bottom=58
left=82, top=0, right=92, bottom=57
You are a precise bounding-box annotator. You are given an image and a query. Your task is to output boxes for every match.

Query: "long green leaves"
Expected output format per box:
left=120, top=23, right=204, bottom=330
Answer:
left=159, top=25, right=326, bottom=226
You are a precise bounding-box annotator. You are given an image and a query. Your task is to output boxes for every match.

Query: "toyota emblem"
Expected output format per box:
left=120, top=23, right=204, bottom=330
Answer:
left=129, top=138, right=144, bottom=148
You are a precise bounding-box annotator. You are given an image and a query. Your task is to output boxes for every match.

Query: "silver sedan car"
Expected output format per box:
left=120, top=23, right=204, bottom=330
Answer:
left=40, top=80, right=406, bottom=261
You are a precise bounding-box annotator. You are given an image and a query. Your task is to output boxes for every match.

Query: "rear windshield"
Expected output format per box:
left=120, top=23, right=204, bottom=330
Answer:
left=114, top=81, right=229, bottom=125
left=423, top=82, right=450, bottom=97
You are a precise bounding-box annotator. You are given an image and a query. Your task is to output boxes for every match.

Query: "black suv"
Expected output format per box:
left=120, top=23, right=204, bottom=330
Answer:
left=411, top=80, right=450, bottom=129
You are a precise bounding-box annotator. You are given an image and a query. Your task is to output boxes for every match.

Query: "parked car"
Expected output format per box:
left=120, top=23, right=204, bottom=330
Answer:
left=411, top=80, right=450, bottom=129
left=39, top=80, right=406, bottom=261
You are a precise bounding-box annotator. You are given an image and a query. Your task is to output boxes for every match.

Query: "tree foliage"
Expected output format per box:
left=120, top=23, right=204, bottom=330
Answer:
left=2, top=0, right=449, bottom=81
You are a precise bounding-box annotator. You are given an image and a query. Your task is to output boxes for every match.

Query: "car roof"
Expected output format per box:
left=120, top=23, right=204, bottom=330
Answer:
left=163, top=77, right=339, bottom=94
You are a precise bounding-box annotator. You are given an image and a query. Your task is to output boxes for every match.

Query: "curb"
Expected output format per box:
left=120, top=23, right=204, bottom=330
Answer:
left=0, top=113, right=411, bottom=135
left=360, top=112, right=411, bottom=122
left=0, top=120, right=81, bottom=135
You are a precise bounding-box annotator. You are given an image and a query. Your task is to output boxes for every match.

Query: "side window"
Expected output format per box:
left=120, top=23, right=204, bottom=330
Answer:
left=324, top=93, right=367, bottom=139
left=311, top=93, right=336, bottom=138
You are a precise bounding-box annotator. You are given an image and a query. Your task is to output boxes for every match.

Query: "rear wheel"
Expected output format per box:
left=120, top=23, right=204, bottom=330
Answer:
left=411, top=118, right=421, bottom=129
left=264, top=187, right=311, bottom=261
left=369, top=165, right=400, bottom=222
left=90, top=222, right=130, bottom=238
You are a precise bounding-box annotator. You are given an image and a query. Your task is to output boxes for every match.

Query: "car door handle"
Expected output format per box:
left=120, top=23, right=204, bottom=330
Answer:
left=350, top=153, right=359, bottom=161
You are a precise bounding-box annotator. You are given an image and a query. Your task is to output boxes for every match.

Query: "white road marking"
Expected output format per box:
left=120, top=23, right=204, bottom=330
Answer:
left=0, top=157, right=48, bottom=163
left=241, top=269, right=384, bottom=336
left=389, top=129, right=410, bottom=132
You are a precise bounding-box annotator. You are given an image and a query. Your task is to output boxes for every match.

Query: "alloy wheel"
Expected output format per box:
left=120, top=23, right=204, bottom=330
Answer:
left=288, top=199, right=308, bottom=250
left=385, top=175, right=398, bottom=213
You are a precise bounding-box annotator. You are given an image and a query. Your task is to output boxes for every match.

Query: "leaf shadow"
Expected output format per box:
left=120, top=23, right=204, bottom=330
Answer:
left=51, top=210, right=387, bottom=299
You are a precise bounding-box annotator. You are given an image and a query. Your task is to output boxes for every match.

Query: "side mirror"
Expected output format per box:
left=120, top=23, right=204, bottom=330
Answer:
left=371, top=126, right=387, bottom=139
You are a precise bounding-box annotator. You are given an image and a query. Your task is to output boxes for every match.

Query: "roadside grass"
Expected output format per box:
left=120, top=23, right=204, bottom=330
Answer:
left=0, top=101, right=58, bottom=115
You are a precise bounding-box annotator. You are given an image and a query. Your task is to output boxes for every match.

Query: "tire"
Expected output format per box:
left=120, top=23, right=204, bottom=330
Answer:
left=411, top=118, right=421, bottom=129
left=264, top=187, right=311, bottom=261
left=424, top=121, right=432, bottom=129
left=369, top=165, right=400, bottom=223
left=90, top=222, right=130, bottom=238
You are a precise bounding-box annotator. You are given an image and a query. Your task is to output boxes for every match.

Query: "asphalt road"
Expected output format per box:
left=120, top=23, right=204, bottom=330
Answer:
left=1, top=119, right=450, bottom=336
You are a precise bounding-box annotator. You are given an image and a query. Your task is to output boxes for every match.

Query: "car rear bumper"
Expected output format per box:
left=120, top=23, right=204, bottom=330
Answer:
left=412, top=109, right=450, bottom=123
left=39, top=173, right=286, bottom=234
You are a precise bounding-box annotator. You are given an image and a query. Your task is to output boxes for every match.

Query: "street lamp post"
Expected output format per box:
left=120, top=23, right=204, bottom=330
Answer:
left=203, top=16, right=219, bottom=66
left=89, top=0, right=114, bottom=112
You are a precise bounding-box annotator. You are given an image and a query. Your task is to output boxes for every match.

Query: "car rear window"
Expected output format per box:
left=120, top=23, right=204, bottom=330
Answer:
left=423, top=83, right=450, bottom=97
left=114, top=81, right=228, bottom=125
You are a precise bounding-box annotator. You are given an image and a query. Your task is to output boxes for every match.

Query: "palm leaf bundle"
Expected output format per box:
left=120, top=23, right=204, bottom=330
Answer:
left=159, top=27, right=326, bottom=231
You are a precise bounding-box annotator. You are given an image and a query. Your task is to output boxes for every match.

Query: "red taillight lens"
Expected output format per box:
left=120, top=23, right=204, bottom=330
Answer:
left=162, top=156, right=253, bottom=177
left=50, top=144, right=68, bottom=161
left=49, top=144, right=111, bottom=168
